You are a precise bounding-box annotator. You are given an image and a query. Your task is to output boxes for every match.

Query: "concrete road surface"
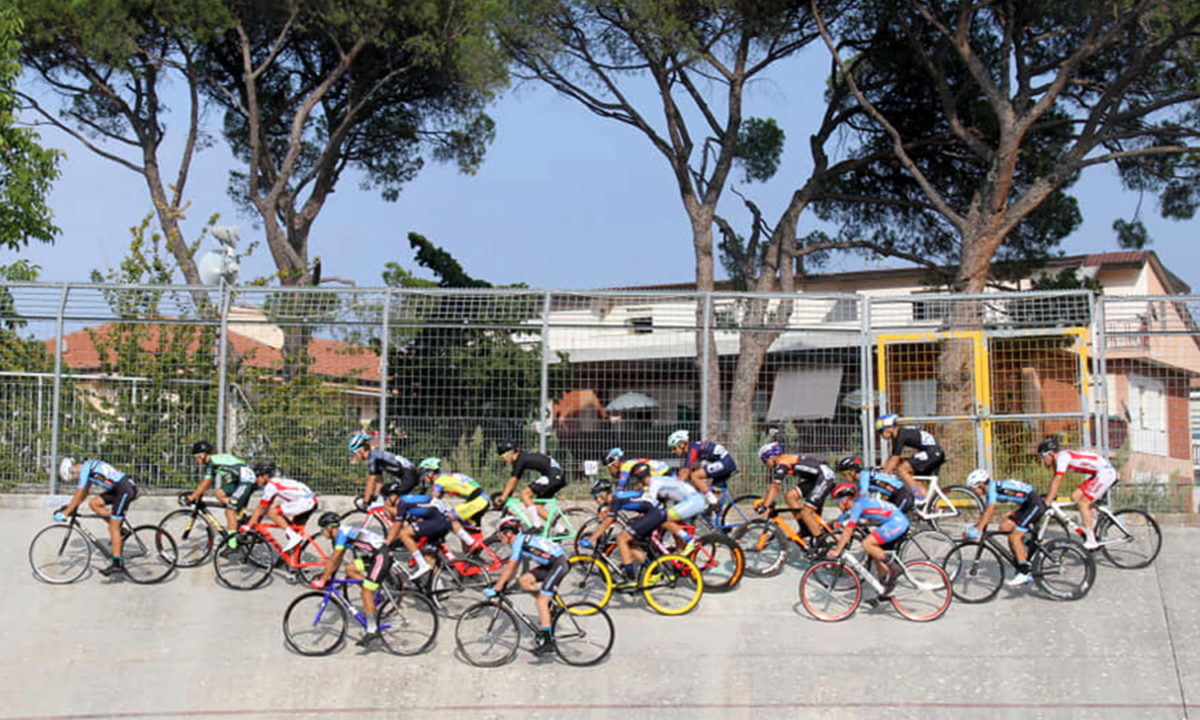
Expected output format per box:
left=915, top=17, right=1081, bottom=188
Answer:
left=1, top=496, right=1196, bottom=720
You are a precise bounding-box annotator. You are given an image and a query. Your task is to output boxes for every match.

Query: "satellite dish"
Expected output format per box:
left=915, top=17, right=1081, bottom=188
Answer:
left=197, top=248, right=239, bottom=286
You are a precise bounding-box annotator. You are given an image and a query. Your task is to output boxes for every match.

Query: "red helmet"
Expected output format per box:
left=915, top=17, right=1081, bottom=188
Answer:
left=832, top=483, right=857, bottom=500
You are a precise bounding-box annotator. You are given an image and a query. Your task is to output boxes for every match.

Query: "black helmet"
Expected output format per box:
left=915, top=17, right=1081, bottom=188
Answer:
left=628, top=462, right=652, bottom=484
left=835, top=456, right=862, bottom=473
left=252, top=460, right=276, bottom=477
left=318, top=511, right=341, bottom=529
left=191, top=440, right=214, bottom=455
left=497, top=517, right=523, bottom=535
left=590, top=477, right=612, bottom=497
left=1037, top=437, right=1060, bottom=456
left=496, top=440, right=517, bottom=456
left=380, top=481, right=403, bottom=498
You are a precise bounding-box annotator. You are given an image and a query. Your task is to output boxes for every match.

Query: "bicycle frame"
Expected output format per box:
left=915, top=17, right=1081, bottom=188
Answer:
left=704, top=486, right=755, bottom=532
left=310, top=578, right=395, bottom=630
left=498, top=497, right=577, bottom=541
left=248, top=521, right=328, bottom=573
left=62, top=512, right=133, bottom=560
left=907, top=475, right=954, bottom=522
left=1038, top=501, right=1119, bottom=546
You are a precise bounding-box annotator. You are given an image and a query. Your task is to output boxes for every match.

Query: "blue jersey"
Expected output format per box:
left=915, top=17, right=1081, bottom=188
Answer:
left=77, top=459, right=127, bottom=491
left=858, top=469, right=904, bottom=499
left=986, top=479, right=1037, bottom=506
left=333, top=523, right=386, bottom=553
left=840, top=496, right=905, bottom=529
left=509, top=532, right=565, bottom=566
left=607, top=489, right=654, bottom=518
left=681, top=441, right=729, bottom=470
left=396, top=494, right=440, bottom=520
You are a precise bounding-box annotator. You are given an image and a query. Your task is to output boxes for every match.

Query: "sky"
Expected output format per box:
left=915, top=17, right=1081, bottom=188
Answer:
left=5, top=49, right=1198, bottom=295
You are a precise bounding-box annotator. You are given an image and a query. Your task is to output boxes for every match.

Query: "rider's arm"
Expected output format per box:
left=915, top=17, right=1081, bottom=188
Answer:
left=829, top=522, right=855, bottom=556
left=1044, top=472, right=1066, bottom=504
left=759, top=482, right=779, bottom=511
left=317, top=546, right=345, bottom=584
left=188, top=476, right=213, bottom=504
left=61, top=485, right=89, bottom=516
left=497, top=475, right=519, bottom=504
left=974, top=504, right=996, bottom=534
left=880, top=455, right=900, bottom=474
left=492, top=558, right=520, bottom=592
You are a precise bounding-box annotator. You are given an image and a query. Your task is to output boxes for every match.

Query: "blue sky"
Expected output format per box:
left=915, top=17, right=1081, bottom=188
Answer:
left=6, top=51, right=1197, bottom=294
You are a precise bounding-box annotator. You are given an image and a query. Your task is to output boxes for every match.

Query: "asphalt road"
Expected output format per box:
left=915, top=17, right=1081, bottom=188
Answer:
left=2, top=495, right=1196, bottom=720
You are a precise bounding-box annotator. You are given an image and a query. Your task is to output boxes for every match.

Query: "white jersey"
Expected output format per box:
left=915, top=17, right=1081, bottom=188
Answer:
left=259, top=477, right=315, bottom=506
left=1055, top=449, right=1112, bottom=477
left=645, top=475, right=698, bottom=505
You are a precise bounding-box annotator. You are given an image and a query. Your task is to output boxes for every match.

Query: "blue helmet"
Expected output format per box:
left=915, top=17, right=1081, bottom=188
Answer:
left=348, top=431, right=373, bottom=453
left=758, top=442, right=783, bottom=462
left=874, top=414, right=898, bottom=433
left=604, top=447, right=624, bottom=466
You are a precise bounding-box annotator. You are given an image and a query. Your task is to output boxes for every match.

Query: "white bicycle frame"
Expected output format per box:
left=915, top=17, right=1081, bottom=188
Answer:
left=907, top=475, right=956, bottom=522
left=1038, top=500, right=1126, bottom=548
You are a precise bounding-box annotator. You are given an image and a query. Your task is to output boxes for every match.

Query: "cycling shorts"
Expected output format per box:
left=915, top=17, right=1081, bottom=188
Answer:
left=100, top=478, right=139, bottom=521
left=869, top=514, right=910, bottom=547
left=452, top=494, right=489, bottom=527
left=222, top=481, right=256, bottom=512
left=412, top=513, right=452, bottom=541
left=799, top=476, right=834, bottom=510
left=627, top=506, right=668, bottom=539
left=887, top=486, right=914, bottom=515
left=1078, top=467, right=1118, bottom=502
left=666, top=494, right=706, bottom=522
left=904, top=450, right=945, bottom=475
left=697, top=455, right=737, bottom=483
left=1007, top=495, right=1046, bottom=533
left=528, top=473, right=566, bottom=499
left=529, top=555, right=569, bottom=597
left=352, top=550, right=393, bottom=591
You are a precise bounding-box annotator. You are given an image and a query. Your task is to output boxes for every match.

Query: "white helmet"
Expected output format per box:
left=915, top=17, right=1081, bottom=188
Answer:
left=59, top=457, right=77, bottom=482
left=667, top=430, right=689, bottom=448
left=965, top=468, right=990, bottom=489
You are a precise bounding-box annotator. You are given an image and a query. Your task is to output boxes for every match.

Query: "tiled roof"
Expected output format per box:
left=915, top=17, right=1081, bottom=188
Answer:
left=1081, top=251, right=1147, bottom=267
left=44, top=324, right=380, bottom=384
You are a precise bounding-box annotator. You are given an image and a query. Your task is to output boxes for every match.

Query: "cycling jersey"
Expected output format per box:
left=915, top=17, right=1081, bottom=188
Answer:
left=76, top=459, right=127, bottom=491
left=509, top=532, right=566, bottom=566
left=681, top=440, right=738, bottom=484
left=858, top=469, right=905, bottom=498
left=259, top=477, right=317, bottom=521
left=1054, top=449, right=1113, bottom=477
left=614, top=458, right=669, bottom=490
left=771, top=455, right=833, bottom=484
left=646, top=475, right=705, bottom=520
left=839, top=496, right=909, bottom=545
left=395, top=494, right=441, bottom=520
left=511, top=451, right=564, bottom=481
left=367, top=449, right=420, bottom=494
left=432, top=472, right=482, bottom=499
left=334, top=523, right=387, bottom=553
left=203, top=454, right=252, bottom=486
left=889, top=426, right=946, bottom=474
left=985, top=478, right=1036, bottom=506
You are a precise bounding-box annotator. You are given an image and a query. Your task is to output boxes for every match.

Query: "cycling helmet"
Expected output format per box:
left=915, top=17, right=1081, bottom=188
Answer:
left=590, top=477, right=612, bottom=497
left=347, top=431, right=373, bottom=453
left=874, top=414, right=898, bottom=433
left=318, top=511, right=341, bottom=529
left=417, top=457, right=441, bottom=473
left=667, top=429, right=689, bottom=448
left=604, top=447, right=624, bottom=466
left=831, top=482, right=857, bottom=500
left=497, top=517, right=523, bottom=536
left=191, top=440, right=214, bottom=455
left=965, top=468, right=990, bottom=489
left=835, top=456, right=863, bottom=473
left=1037, top=437, right=1060, bottom=456
left=628, top=462, right=652, bottom=484
left=496, top=440, right=517, bottom=456
left=758, top=442, right=783, bottom=462
left=58, top=457, right=76, bottom=482
left=252, top=460, right=276, bottom=477
left=380, top=481, right=403, bottom=498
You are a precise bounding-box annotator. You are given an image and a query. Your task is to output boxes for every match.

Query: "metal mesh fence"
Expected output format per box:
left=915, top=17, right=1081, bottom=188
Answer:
left=0, top=282, right=1195, bottom=513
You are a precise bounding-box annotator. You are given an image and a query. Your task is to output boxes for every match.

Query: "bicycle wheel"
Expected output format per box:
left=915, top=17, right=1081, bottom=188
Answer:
left=122, top=525, right=178, bottom=584
left=556, top=555, right=613, bottom=612
left=1037, top=513, right=1073, bottom=544
left=378, top=589, right=439, bottom=656
left=889, top=560, right=952, bottom=622
left=932, top=486, right=983, bottom=534
left=338, top=508, right=390, bottom=536
left=29, top=524, right=92, bottom=584
left=730, top=519, right=789, bottom=577
left=553, top=603, right=615, bottom=666
left=689, top=532, right=743, bottom=592
left=720, top=494, right=761, bottom=530
left=213, top=532, right=274, bottom=590
left=1098, top=509, right=1161, bottom=569
left=455, top=600, right=520, bottom=667
left=641, top=554, right=703, bottom=616
left=480, top=533, right=510, bottom=564
left=898, top=529, right=954, bottom=566
left=429, top=557, right=491, bottom=619
left=799, top=561, right=861, bottom=622
left=941, top=540, right=1004, bottom=603
left=1033, top=539, right=1095, bottom=601
left=549, top=507, right=595, bottom=544
left=572, top=515, right=626, bottom=556
left=159, top=509, right=217, bottom=568
left=282, top=591, right=347, bottom=656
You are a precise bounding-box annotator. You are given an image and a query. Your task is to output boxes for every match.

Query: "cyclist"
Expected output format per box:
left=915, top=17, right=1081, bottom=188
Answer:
left=310, top=511, right=393, bottom=646
left=1038, top=437, right=1115, bottom=550
left=240, top=461, right=319, bottom=553
left=580, top=463, right=667, bottom=586
left=826, top=482, right=907, bottom=597
left=876, top=414, right=945, bottom=500
left=669, top=429, right=736, bottom=509
left=757, top=442, right=836, bottom=548
left=421, top=457, right=489, bottom=552
left=56, top=457, right=139, bottom=577
left=494, top=440, right=567, bottom=532
left=603, top=447, right=670, bottom=492
left=964, top=468, right=1046, bottom=586
left=644, top=470, right=705, bottom=555
left=486, top=517, right=568, bottom=656
left=186, top=440, right=255, bottom=550
left=383, top=485, right=453, bottom=580
left=835, top=455, right=915, bottom=514
left=348, top=431, right=419, bottom=510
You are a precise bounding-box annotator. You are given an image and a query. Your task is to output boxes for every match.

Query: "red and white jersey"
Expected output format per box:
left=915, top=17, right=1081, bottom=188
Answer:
left=1055, top=449, right=1113, bottom=477
left=259, top=477, right=315, bottom=506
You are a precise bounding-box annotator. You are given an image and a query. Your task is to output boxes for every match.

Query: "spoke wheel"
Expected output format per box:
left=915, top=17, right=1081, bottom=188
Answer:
left=799, top=561, right=861, bottom=621
left=428, top=557, right=491, bottom=619
left=889, top=560, right=952, bottom=621
left=455, top=601, right=520, bottom=667
left=379, top=589, right=439, bottom=656
left=688, top=532, right=743, bottom=592
left=1033, top=539, right=1095, bottom=601
left=1098, top=509, right=1161, bottom=569
left=641, top=554, right=703, bottom=616
left=282, top=592, right=347, bottom=656
left=721, top=494, right=761, bottom=530
left=932, top=486, right=983, bottom=534
left=122, top=525, right=178, bottom=584
left=29, top=524, right=91, bottom=584
left=573, top=515, right=626, bottom=556
left=213, top=532, right=274, bottom=590
left=730, top=519, right=789, bottom=577
left=553, top=603, right=614, bottom=666
left=556, top=555, right=613, bottom=611
left=159, top=509, right=216, bottom=568
left=942, top=541, right=1004, bottom=603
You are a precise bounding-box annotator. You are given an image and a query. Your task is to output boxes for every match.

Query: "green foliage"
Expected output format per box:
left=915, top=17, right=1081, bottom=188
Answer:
left=0, top=6, right=61, bottom=250
left=1113, top=218, right=1151, bottom=249
left=734, top=117, right=784, bottom=183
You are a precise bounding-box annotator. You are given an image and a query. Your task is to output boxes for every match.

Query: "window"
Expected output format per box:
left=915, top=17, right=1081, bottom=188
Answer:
left=824, top=297, right=859, bottom=323
left=766, top=366, right=844, bottom=421
left=625, top=316, right=652, bottom=334
left=901, top=378, right=937, bottom=418
left=1129, top=374, right=1166, bottom=455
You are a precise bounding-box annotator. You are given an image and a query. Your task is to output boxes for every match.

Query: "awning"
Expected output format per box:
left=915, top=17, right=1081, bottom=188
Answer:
left=767, top=366, right=844, bottom=421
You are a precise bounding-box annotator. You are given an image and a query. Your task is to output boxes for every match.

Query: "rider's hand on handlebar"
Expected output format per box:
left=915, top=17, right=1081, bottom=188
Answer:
left=53, top=511, right=66, bottom=523
left=483, top=587, right=498, bottom=598
left=753, top=499, right=766, bottom=514
left=963, top=526, right=980, bottom=540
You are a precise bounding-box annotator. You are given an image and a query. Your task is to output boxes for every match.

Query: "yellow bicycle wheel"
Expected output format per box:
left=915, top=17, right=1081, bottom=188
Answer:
left=641, top=554, right=703, bottom=616
left=556, top=555, right=613, bottom=614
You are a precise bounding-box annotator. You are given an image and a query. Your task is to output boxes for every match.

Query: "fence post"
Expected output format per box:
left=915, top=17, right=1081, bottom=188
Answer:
left=216, top=281, right=232, bottom=453
left=48, top=283, right=70, bottom=495
left=1094, top=295, right=1110, bottom=457
left=538, top=291, right=552, bottom=454
left=700, top=292, right=712, bottom=439
left=378, top=290, right=392, bottom=441
left=861, top=296, right=876, bottom=465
